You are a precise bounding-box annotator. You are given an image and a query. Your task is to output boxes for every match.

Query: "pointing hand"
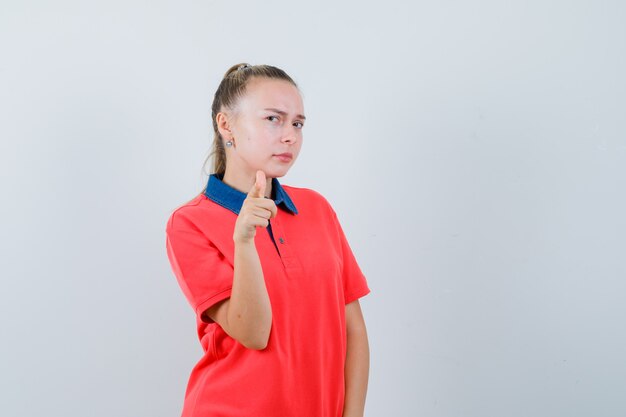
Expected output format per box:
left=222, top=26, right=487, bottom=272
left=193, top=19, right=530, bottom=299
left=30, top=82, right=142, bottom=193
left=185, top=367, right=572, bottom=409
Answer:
left=233, top=170, right=278, bottom=244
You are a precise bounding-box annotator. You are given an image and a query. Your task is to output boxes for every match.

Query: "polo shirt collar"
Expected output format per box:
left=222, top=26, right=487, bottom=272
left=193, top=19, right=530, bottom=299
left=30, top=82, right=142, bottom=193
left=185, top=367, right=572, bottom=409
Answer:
left=204, top=172, right=298, bottom=216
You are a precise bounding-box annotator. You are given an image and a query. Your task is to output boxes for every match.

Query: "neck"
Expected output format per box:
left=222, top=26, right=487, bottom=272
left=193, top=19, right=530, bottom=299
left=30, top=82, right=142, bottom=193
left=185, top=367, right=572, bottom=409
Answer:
left=222, top=167, right=273, bottom=198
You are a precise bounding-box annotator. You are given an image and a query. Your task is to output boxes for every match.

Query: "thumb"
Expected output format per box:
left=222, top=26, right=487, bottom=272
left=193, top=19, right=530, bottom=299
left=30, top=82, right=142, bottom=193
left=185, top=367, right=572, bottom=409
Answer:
left=249, top=170, right=266, bottom=198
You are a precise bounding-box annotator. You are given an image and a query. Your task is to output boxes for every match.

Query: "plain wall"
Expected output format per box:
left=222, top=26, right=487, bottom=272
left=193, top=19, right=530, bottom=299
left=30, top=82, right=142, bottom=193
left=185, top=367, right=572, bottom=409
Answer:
left=1, top=1, right=625, bottom=416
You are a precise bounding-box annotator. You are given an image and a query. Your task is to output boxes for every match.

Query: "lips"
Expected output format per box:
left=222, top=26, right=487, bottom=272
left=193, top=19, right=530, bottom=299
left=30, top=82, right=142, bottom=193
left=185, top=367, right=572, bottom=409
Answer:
left=274, top=153, right=293, bottom=162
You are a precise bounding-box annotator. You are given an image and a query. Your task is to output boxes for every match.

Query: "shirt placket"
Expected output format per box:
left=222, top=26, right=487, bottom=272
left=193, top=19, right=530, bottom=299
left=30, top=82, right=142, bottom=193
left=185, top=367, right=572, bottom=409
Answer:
left=267, top=214, right=303, bottom=279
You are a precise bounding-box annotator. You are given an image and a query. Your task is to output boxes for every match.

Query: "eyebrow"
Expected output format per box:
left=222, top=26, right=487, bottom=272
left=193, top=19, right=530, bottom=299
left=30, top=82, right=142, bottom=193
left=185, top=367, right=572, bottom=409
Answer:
left=263, top=108, right=306, bottom=120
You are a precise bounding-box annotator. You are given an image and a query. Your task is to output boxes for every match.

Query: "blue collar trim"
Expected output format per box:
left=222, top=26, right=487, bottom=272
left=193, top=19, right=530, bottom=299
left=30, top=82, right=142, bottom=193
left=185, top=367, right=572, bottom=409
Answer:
left=204, top=173, right=298, bottom=216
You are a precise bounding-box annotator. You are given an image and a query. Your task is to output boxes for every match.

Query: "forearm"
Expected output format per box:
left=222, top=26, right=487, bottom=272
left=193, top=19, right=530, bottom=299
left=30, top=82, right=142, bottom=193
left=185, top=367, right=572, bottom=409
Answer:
left=229, top=239, right=272, bottom=349
left=343, top=324, right=370, bottom=417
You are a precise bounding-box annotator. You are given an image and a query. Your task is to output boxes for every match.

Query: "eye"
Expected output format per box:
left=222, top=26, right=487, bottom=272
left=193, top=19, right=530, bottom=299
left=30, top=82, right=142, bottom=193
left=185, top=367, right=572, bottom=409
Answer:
left=294, top=121, right=304, bottom=129
left=266, top=115, right=279, bottom=122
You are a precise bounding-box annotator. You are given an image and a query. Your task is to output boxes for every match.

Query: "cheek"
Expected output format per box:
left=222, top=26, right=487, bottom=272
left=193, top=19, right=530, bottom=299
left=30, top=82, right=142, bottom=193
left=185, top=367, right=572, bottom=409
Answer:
left=249, top=136, right=275, bottom=155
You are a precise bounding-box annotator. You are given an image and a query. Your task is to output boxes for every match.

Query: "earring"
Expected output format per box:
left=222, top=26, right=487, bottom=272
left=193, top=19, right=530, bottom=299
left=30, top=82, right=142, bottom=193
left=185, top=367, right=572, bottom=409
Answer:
left=225, top=141, right=233, bottom=147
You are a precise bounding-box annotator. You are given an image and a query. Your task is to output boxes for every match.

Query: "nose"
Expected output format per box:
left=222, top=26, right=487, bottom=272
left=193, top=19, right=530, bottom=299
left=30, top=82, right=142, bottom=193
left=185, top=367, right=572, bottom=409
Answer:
left=282, top=128, right=298, bottom=144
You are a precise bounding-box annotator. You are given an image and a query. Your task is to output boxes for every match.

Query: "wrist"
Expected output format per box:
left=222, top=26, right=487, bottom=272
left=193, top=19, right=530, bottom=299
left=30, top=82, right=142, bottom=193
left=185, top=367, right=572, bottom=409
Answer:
left=233, top=237, right=255, bottom=246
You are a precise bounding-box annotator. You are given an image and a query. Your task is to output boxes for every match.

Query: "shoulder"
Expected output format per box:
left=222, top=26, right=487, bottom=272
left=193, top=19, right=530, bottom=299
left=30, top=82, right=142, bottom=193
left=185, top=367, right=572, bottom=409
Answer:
left=281, top=184, right=337, bottom=217
left=165, top=193, right=223, bottom=232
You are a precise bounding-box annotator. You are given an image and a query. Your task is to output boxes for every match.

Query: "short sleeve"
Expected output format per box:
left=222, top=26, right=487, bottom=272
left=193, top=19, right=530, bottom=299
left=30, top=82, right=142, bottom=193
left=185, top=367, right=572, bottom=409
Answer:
left=330, top=208, right=371, bottom=304
left=165, top=212, right=233, bottom=323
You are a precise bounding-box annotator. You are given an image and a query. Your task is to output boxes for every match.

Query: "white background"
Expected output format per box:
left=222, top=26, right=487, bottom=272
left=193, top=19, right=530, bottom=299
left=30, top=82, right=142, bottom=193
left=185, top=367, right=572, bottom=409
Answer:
left=1, top=1, right=625, bottom=416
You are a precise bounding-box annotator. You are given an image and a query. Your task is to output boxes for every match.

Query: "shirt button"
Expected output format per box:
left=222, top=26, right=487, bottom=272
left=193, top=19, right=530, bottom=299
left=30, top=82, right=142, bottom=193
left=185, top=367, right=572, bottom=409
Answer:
left=279, top=237, right=285, bottom=244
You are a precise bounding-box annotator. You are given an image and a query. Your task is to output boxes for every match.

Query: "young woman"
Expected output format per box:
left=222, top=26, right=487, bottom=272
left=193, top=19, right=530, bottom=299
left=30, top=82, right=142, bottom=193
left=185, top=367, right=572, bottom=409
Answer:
left=165, top=63, right=371, bottom=417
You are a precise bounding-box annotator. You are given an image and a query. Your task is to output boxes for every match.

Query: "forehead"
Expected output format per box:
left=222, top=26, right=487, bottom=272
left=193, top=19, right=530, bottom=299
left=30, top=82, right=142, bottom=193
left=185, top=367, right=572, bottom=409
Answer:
left=241, top=77, right=303, bottom=112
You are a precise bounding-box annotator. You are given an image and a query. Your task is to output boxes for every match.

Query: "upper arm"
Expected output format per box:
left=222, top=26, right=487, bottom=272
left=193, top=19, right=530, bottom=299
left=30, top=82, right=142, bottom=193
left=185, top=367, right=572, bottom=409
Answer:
left=203, top=298, right=231, bottom=332
left=166, top=212, right=235, bottom=323
left=203, top=297, right=268, bottom=350
left=345, top=299, right=367, bottom=333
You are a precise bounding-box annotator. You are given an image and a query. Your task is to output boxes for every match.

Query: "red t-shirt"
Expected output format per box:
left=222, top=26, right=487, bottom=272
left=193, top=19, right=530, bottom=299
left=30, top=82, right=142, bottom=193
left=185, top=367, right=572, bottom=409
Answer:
left=165, top=176, right=371, bottom=417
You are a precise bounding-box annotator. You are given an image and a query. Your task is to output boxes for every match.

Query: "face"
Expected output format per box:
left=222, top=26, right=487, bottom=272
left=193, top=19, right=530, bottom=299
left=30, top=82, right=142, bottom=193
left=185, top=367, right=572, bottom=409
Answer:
left=219, top=77, right=305, bottom=179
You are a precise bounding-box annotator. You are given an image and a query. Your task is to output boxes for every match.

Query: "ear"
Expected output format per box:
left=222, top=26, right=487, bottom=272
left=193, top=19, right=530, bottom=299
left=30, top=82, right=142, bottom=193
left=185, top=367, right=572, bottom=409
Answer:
left=215, top=111, right=236, bottom=140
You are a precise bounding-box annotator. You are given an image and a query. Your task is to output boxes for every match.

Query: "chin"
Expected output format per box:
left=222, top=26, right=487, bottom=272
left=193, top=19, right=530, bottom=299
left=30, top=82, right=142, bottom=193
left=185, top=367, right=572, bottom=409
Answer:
left=267, top=167, right=290, bottom=178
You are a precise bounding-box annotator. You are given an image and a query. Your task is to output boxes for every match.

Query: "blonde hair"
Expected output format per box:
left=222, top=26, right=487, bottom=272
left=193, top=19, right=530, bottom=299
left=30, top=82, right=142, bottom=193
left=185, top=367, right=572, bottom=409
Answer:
left=201, top=63, right=299, bottom=192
